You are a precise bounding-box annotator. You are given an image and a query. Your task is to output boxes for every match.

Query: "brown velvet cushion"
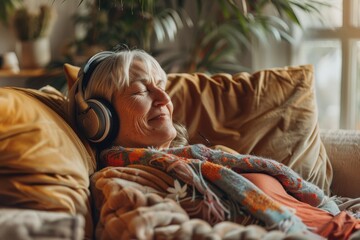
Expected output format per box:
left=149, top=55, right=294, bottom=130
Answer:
left=63, top=64, right=332, bottom=195
left=0, top=87, right=95, bottom=239
left=166, top=65, right=332, bottom=195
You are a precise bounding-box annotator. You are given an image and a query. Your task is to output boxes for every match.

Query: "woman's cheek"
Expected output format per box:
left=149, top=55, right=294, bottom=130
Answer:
left=126, top=100, right=149, bottom=128
left=125, top=99, right=144, bottom=117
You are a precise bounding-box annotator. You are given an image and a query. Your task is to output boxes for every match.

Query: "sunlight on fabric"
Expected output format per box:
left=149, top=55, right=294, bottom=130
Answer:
left=355, top=41, right=360, bottom=129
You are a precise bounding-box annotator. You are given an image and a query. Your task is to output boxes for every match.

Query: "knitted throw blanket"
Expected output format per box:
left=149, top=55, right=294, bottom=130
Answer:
left=100, top=144, right=339, bottom=235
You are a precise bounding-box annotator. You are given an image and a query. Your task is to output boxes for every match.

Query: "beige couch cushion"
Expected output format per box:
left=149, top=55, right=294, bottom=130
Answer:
left=63, top=64, right=332, bottom=195
left=166, top=65, right=332, bottom=195
left=0, top=87, right=95, bottom=239
left=320, top=129, right=360, bottom=198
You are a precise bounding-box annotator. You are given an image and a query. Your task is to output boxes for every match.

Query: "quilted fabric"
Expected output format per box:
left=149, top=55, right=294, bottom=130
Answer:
left=0, top=208, right=85, bottom=240
left=91, top=166, right=319, bottom=240
left=0, top=87, right=95, bottom=239
left=166, top=65, right=332, bottom=195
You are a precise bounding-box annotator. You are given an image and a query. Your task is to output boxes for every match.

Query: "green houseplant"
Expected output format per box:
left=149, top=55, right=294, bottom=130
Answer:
left=66, top=0, right=328, bottom=73
left=12, top=5, right=55, bottom=41
left=65, top=0, right=193, bottom=63
left=0, top=0, right=22, bottom=25
left=1, top=0, right=328, bottom=72
left=13, top=5, right=56, bottom=69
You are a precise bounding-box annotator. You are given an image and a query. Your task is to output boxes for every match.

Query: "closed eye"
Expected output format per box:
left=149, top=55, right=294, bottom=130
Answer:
left=134, top=89, right=149, bottom=95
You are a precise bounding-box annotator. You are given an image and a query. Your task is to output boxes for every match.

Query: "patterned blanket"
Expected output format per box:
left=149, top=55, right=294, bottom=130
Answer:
left=100, top=144, right=339, bottom=236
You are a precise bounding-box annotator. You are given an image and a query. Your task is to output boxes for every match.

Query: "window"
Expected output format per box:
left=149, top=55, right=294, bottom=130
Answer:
left=291, top=0, right=360, bottom=129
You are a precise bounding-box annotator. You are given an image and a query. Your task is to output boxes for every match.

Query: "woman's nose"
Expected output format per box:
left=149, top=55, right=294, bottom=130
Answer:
left=153, top=88, right=171, bottom=107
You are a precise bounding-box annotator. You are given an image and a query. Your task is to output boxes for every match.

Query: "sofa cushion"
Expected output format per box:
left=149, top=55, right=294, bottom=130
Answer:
left=63, top=64, right=332, bottom=195
left=64, top=63, right=80, bottom=91
left=166, top=65, right=332, bottom=195
left=0, top=208, right=85, bottom=240
left=0, top=86, right=95, bottom=238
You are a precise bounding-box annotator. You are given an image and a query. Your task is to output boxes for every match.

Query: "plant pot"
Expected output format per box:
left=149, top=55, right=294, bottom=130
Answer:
left=15, top=37, right=51, bottom=69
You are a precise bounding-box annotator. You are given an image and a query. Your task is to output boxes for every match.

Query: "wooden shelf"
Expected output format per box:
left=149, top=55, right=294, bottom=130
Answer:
left=0, top=68, right=63, bottom=78
left=0, top=67, right=65, bottom=90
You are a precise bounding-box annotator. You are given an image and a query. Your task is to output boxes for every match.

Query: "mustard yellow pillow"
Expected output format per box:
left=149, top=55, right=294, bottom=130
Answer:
left=166, top=65, right=332, bottom=195
left=0, top=87, right=95, bottom=238
left=64, top=63, right=80, bottom=91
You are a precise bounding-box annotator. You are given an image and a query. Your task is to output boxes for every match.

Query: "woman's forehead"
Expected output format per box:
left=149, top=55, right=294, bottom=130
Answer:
left=129, top=59, right=165, bottom=83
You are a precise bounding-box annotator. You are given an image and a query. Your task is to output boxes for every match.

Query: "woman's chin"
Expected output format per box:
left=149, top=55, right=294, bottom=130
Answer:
left=151, top=130, right=177, bottom=149
left=148, top=115, right=172, bottom=127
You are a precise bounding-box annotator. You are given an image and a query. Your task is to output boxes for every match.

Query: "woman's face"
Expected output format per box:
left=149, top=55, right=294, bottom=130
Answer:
left=112, top=60, right=177, bottom=149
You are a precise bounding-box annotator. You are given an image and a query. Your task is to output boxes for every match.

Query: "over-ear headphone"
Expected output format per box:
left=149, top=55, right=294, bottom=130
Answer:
left=75, top=51, right=119, bottom=146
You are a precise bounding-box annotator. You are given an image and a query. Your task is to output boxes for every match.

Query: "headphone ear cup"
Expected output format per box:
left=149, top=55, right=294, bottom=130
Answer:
left=76, top=98, right=119, bottom=145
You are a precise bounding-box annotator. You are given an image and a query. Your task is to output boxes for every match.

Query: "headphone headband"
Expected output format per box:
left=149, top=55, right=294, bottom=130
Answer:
left=80, top=51, right=114, bottom=93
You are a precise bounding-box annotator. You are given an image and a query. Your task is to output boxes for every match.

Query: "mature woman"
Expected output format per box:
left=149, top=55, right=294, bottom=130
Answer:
left=70, top=49, right=360, bottom=240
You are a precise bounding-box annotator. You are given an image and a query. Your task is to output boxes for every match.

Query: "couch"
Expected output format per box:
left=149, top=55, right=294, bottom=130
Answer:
left=0, top=64, right=359, bottom=239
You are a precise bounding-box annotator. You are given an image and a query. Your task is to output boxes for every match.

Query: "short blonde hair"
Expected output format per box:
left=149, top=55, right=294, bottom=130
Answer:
left=171, top=122, right=189, bottom=147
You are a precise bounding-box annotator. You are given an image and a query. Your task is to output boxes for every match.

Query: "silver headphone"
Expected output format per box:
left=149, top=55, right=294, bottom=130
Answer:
left=75, top=51, right=119, bottom=146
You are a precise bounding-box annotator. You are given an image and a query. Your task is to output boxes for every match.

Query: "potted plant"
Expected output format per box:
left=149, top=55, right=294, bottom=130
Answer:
left=12, top=4, right=56, bottom=69
left=64, top=0, right=193, bottom=65
left=0, top=1, right=56, bottom=69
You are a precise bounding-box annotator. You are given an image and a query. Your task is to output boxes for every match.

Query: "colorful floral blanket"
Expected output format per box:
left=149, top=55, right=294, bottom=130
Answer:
left=100, top=144, right=339, bottom=236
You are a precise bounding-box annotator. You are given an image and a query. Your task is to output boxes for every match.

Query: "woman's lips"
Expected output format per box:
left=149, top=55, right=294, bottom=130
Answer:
left=148, top=113, right=167, bottom=121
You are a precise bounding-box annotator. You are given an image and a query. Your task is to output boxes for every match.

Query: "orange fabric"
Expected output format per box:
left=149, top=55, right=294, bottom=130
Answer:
left=317, top=211, right=360, bottom=240
left=242, top=173, right=360, bottom=239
